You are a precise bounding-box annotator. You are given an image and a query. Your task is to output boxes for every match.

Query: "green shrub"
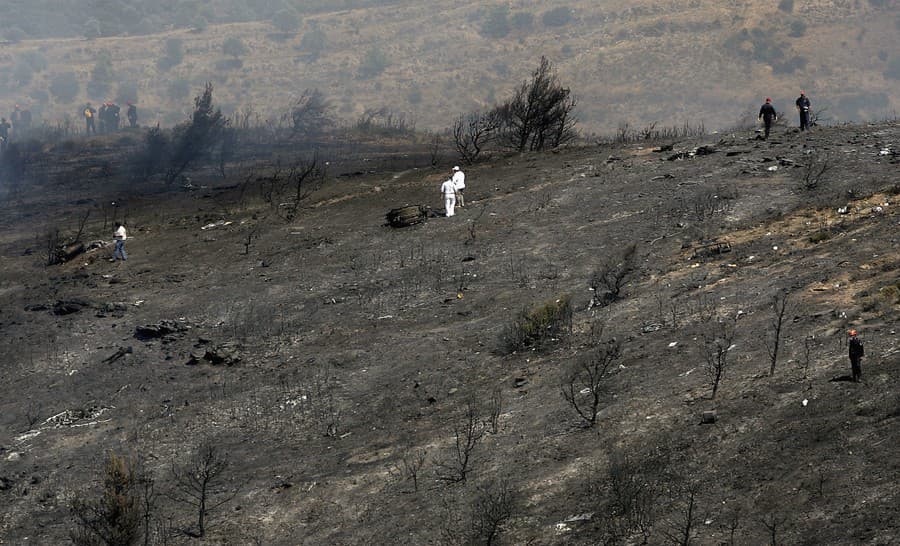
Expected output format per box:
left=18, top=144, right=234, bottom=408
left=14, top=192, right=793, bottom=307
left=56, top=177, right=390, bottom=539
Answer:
left=49, top=72, right=80, bottom=103
left=808, top=230, right=831, bottom=244
left=481, top=6, right=511, bottom=38
left=542, top=7, right=573, bottom=27
left=884, top=57, right=900, bottom=80
left=222, top=36, right=247, bottom=58
left=358, top=47, right=389, bottom=79
left=500, top=296, right=572, bottom=354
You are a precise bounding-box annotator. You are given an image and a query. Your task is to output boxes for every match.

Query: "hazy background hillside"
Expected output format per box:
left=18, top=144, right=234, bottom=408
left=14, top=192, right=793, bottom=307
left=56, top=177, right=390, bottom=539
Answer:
left=1, top=0, right=899, bottom=133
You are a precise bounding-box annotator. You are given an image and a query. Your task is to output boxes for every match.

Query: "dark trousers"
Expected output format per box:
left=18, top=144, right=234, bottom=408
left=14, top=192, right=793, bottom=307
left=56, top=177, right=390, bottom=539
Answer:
left=799, top=111, right=810, bottom=131
left=86, top=119, right=95, bottom=134
left=763, top=120, right=772, bottom=139
left=850, top=356, right=862, bottom=382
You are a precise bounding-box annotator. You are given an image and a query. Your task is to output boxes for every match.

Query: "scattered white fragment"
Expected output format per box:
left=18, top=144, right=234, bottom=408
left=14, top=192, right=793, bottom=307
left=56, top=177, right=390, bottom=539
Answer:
left=773, top=246, right=778, bottom=250
left=377, top=315, right=394, bottom=320
left=133, top=300, right=144, bottom=306
left=879, top=149, right=890, bottom=156
left=15, top=430, right=41, bottom=443
left=679, top=368, right=695, bottom=377
left=668, top=342, right=678, bottom=348
left=802, top=399, right=809, bottom=407
left=767, top=166, right=778, bottom=172
left=837, top=206, right=849, bottom=214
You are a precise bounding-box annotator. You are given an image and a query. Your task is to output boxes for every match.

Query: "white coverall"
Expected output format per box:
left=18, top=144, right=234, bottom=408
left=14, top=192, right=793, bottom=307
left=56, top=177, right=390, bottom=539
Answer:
left=441, top=179, right=457, bottom=217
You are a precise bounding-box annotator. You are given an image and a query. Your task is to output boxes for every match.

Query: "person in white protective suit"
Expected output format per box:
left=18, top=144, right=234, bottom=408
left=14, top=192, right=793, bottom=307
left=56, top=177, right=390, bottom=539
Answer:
left=441, top=178, right=457, bottom=217
left=451, top=165, right=466, bottom=207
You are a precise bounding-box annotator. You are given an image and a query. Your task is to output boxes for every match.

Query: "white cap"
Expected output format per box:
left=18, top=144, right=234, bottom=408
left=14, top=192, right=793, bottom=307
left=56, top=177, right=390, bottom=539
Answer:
left=452, top=166, right=460, bottom=171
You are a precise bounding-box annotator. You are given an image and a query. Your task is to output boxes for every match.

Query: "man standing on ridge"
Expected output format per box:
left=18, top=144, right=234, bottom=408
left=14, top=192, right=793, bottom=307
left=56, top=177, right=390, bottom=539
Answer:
left=758, top=98, right=777, bottom=140
left=848, top=329, right=864, bottom=383
left=796, top=91, right=811, bottom=131
left=452, top=165, right=466, bottom=207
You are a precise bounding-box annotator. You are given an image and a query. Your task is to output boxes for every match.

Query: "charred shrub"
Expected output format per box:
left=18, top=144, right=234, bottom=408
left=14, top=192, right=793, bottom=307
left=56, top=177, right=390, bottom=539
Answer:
left=492, top=56, right=577, bottom=152
left=165, top=82, right=228, bottom=184
left=70, top=453, right=145, bottom=546
left=131, top=125, right=169, bottom=181
left=589, top=244, right=639, bottom=307
left=500, top=295, right=572, bottom=354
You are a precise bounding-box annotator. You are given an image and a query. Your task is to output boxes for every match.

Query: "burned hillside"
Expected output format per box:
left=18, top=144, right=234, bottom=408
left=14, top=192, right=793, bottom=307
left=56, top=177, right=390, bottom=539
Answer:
left=0, top=119, right=898, bottom=544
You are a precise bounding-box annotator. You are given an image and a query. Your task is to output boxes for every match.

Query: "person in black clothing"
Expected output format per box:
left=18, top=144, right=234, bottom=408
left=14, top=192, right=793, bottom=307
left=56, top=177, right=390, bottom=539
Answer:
left=848, top=329, right=864, bottom=383
left=19, top=107, right=32, bottom=133
left=98, top=103, right=108, bottom=134
left=109, top=102, right=121, bottom=132
left=84, top=103, right=97, bottom=134
left=796, top=91, right=811, bottom=131
left=10, top=105, right=21, bottom=132
left=758, top=98, right=777, bottom=140
left=0, top=117, right=10, bottom=151
left=126, top=101, right=137, bottom=128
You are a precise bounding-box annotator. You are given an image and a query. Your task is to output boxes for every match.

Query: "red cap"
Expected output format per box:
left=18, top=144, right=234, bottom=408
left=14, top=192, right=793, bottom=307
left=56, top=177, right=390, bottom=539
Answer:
left=766, top=97, right=771, bottom=102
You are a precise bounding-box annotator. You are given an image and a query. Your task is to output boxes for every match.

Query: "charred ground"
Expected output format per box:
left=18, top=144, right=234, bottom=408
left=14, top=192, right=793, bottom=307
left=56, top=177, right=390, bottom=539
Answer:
left=0, top=121, right=899, bottom=545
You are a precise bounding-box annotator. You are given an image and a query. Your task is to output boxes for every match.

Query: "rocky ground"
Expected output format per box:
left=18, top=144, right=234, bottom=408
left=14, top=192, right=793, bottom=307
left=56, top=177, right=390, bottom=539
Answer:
left=0, top=121, right=898, bottom=545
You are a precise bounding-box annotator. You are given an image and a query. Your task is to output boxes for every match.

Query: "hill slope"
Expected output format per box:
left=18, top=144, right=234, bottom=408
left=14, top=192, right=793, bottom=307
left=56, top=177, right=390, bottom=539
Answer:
left=0, top=121, right=898, bottom=544
left=1, top=0, right=899, bottom=133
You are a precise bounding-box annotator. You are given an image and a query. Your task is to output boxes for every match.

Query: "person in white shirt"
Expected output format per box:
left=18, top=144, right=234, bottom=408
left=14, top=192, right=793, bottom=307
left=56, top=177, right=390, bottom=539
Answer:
left=112, top=222, right=127, bottom=261
left=451, top=166, right=466, bottom=207
left=440, top=178, right=457, bottom=217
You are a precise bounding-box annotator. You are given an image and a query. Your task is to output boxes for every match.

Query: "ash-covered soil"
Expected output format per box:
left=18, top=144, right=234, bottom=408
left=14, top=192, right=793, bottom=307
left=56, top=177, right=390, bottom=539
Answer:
left=0, top=122, right=898, bottom=545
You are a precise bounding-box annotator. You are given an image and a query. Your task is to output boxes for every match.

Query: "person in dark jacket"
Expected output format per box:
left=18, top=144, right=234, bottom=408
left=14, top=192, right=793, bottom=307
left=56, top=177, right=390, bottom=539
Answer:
left=796, top=91, right=811, bottom=131
left=109, top=102, right=121, bottom=131
left=84, top=103, right=97, bottom=134
left=848, top=329, right=864, bottom=383
left=758, top=98, right=777, bottom=140
left=126, top=101, right=137, bottom=128
left=0, top=117, right=10, bottom=151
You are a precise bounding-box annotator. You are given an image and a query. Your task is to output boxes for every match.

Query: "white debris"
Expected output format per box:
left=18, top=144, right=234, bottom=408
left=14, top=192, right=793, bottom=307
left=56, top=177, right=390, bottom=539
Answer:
left=668, top=341, right=679, bottom=348
left=767, top=165, right=779, bottom=172
left=200, top=220, right=233, bottom=230
left=802, top=399, right=809, bottom=407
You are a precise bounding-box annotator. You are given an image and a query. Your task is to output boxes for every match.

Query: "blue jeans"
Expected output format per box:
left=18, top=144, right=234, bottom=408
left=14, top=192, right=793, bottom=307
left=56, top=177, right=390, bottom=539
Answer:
left=114, top=239, right=127, bottom=261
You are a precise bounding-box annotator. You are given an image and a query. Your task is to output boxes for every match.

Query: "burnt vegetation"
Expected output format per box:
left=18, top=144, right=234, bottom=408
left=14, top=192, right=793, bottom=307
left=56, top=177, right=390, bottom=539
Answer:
left=0, top=38, right=898, bottom=546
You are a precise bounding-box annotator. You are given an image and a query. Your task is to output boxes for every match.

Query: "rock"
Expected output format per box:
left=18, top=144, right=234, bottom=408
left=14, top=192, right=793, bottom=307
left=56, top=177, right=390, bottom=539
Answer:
left=695, top=145, right=716, bottom=156
left=188, top=342, right=241, bottom=366
left=134, top=320, right=188, bottom=340
left=701, top=410, right=717, bottom=424
left=0, top=477, right=12, bottom=490
left=96, top=302, right=127, bottom=318
left=53, top=298, right=92, bottom=316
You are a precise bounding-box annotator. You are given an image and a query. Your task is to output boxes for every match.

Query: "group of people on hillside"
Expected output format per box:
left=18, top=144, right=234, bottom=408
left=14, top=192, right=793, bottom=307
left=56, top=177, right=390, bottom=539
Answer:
left=440, top=166, right=466, bottom=217
left=83, top=101, right=138, bottom=135
left=757, top=91, right=812, bottom=139
left=0, top=104, right=34, bottom=151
